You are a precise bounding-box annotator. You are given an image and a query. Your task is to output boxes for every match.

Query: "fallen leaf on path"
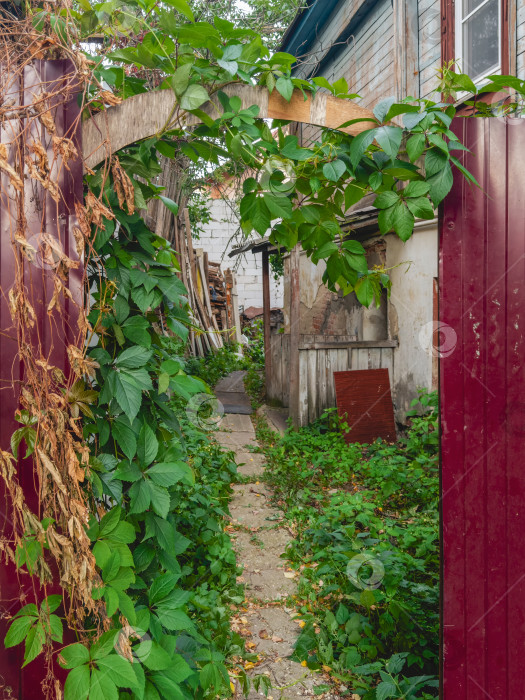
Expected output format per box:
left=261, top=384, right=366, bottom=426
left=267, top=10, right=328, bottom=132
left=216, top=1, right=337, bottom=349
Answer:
left=271, top=636, right=283, bottom=642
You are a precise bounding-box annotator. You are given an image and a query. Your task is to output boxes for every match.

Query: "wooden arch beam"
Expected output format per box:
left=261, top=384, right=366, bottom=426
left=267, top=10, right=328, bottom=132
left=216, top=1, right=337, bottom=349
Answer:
left=82, top=84, right=375, bottom=171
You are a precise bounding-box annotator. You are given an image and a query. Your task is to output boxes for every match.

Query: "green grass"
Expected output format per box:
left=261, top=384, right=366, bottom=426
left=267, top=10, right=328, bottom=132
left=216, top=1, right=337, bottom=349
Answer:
left=256, top=393, right=440, bottom=699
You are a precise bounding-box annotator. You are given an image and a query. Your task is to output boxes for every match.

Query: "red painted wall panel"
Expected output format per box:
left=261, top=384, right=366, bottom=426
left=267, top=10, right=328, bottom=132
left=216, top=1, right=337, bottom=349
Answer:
left=0, top=60, right=83, bottom=698
left=440, top=116, right=525, bottom=699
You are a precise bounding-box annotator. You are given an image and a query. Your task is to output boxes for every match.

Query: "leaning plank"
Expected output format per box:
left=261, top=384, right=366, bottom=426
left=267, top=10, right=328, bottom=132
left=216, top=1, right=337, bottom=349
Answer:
left=83, top=84, right=376, bottom=170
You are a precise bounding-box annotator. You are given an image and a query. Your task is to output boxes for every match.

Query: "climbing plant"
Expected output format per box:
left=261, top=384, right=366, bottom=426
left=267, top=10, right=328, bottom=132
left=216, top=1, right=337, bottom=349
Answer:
left=1, top=1, right=524, bottom=699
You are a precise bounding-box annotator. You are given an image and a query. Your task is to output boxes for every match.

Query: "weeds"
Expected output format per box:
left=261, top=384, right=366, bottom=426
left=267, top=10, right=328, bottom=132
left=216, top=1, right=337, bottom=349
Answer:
left=258, top=391, right=439, bottom=699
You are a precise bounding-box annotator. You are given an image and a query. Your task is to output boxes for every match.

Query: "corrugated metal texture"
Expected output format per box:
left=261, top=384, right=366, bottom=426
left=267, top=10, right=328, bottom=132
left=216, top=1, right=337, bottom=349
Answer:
left=440, top=116, right=525, bottom=699
left=0, top=60, right=83, bottom=697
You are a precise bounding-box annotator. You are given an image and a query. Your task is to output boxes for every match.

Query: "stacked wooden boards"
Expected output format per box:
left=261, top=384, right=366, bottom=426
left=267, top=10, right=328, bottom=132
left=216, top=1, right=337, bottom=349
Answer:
left=170, top=208, right=242, bottom=357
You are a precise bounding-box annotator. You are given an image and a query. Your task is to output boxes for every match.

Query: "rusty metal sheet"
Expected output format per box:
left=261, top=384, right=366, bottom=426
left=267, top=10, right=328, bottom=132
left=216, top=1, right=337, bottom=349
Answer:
left=333, top=368, right=396, bottom=444
left=440, top=116, right=525, bottom=699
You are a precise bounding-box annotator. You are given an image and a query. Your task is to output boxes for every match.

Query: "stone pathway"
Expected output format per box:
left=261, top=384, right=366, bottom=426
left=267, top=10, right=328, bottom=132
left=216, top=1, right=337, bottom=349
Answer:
left=214, top=400, right=333, bottom=699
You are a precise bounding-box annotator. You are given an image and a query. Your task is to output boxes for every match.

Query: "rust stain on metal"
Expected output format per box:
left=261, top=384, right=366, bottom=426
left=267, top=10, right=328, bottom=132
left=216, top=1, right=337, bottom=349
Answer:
left=334, top=369, right=396, bottom=444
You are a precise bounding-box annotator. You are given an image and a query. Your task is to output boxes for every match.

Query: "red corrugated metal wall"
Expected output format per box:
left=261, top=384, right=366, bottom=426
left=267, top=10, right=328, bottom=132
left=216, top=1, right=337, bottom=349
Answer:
left=0, top=60, right=82, bottom=698
left=440, top=116, right=525, bottom=698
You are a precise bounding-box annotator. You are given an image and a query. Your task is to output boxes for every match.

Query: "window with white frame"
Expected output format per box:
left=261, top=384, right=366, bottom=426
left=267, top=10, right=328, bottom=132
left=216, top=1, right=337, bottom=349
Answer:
left=455, top=0, right=501, bottom=83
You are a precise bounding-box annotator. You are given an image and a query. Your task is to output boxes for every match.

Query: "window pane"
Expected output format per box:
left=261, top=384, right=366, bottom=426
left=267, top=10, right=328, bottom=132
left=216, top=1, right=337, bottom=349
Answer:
left=463, top=0, right=499, bottom=80
left=463, top=0, right=486, bottom=16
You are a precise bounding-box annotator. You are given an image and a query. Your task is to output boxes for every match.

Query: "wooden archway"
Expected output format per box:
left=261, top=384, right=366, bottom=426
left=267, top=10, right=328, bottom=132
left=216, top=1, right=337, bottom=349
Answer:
left=82, top=84, right=375, bottom=170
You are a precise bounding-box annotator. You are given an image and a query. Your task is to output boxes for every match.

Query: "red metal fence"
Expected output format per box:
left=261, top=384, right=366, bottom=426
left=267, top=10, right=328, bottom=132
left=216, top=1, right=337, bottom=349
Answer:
left=440, top=116, right=525, bottom=698
left=0, top=60, right=82, bottom=698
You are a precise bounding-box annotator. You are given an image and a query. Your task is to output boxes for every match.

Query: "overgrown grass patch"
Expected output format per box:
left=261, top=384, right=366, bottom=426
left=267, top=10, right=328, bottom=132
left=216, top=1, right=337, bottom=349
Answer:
left=257, top=392, right=439, bottom=699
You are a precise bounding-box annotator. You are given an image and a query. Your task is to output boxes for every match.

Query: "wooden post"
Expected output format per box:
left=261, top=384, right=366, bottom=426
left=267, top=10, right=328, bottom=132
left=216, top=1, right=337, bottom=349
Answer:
left=262, top=248, right=272, bottom=399
left=289, top=244, right=301, bottom=428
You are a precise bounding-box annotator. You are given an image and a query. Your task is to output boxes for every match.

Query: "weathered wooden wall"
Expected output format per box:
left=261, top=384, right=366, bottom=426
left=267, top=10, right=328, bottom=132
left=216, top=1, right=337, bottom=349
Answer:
left=293, top=0, right=525, bottom=106
left=268, top=334, right=395, bottom=425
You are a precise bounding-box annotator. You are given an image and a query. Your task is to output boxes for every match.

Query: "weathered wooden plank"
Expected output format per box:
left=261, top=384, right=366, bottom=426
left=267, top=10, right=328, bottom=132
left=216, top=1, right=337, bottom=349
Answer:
left=357, top=349, right=370, bottom=369
left=307, top=350, right=318, bottom=424
left=299, top=339, right=398, bottom=350
left=318, top=349, right=328, bottom=412
left=325, top=350, right=335, bottom=407
left=282, top=334, right=291, bottom=407
left=298, top=352, right=309, bottom=426
left=83, top=85, right=376, bottom=170
left=369, top=348, right=381, bottom=369
left=394, top=0, right=420, bottom=98
left=380, top=348, right=394, bottom=381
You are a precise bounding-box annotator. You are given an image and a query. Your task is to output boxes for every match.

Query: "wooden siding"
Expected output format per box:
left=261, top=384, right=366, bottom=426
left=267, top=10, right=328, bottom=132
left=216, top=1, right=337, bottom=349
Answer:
left=419, top=0, right=442, bottom=98
left=294, top=0, right=525, bottom=108
left=268, top=334, right=395, bottom=425
left=295, top=0, right=396, bottom=108
left=518, top=1, right=525, bottom=77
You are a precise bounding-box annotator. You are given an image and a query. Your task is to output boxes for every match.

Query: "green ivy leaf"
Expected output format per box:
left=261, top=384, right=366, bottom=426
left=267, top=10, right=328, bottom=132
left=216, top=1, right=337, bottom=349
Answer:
left=114, top=373, right=143, bottom=423
left=200, top=662, right=224, bottom=693
left=406, top=196, right=435, bottom=219
left=137, top=423, right=159, bottom=466
left=262, top=193, right=293, bottom=220
left=404, top=181, right=430, bottom=197
left=163, top=0, right=194, bottom=21
left=60, top=643, right=90, bottom=669
left=374, top=191, right=399, bottom=209
left=115, top=346, right=152, bottom=369
left=89, top=667, right=119, bottom=700
left=427, top=160, right=454, bottom=206
left=180, top=84, right=209, bottom=111
left=149, top=573, right=179, bottom=605
left=344, top=183, right=366, bottom=210
left=149, top=483, right=171, bottom=519
left=392, top=201, right=415, bottom=241
left=129, top=480, right=152, bottom=514
left=147, top=461, right=194, bottom=487
left=322, top=159, right=346, bottom=182
left=112, top=418, right=137, bottom=460
left=169, top=63, right=192, bottom=97
left=136, top=641, right=173, bottom=671
left=122, top=316, right=151, bottom=348
left=22, top=622, right=45, bottom=666
left=376, top=680, right=398, bottom=700
left=275, top=76, right=293, bottom=101
left=158, top=196, right=179, bottom=216
left=406, top=133, right=426, bottom=163
left=91, top=630, right=119, bottom=661
left=349, top=129, right=376, bottom=168
left=354, top=276, right=376, bottom=307
left=374, top=125, right=403, bottom=162
left=4, top=616, right=35, bottom=648
left=157, top=608, right=194, bottom=632
left=158, top=372, right=170, bottom=394
left=96, top=654, right=138, bottom=689
left=64, top=664, right=90, bottom=700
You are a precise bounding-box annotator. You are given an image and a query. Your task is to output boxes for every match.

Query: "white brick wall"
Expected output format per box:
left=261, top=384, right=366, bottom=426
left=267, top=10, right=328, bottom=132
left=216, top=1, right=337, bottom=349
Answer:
left=197, top=199, right=284, bottom=311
